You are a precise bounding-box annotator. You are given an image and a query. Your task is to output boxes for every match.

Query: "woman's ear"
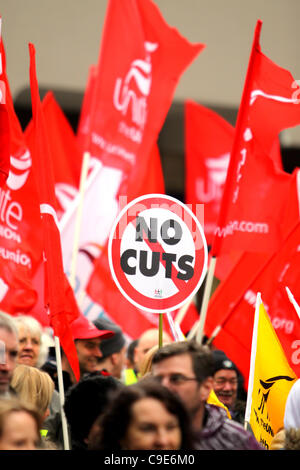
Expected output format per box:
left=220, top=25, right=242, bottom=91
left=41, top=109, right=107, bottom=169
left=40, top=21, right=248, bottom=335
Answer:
left=43, top=407, right=50, bottom=421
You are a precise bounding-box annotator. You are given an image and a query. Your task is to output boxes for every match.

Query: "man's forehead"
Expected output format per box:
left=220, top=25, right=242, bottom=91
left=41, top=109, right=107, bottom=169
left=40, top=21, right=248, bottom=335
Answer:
left=152, top=353, right=193, bottom=373
left=214, top=368, right=237, bottom=378
left=78, top=337, right=101, bottom=345
left=0, top=327, right=18, bottom=344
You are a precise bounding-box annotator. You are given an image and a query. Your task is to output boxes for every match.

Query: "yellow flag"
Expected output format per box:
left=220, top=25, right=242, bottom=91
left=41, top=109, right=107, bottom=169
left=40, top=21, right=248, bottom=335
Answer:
left=246, top=294, right=297, bottom=449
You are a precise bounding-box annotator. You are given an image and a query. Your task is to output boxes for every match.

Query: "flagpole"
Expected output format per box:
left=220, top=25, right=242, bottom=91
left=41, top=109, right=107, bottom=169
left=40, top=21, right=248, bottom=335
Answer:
left=166, top=311, right=182, bottom=341
left=186, top=317, right=200, bottom=340
left=193, top=256, right=216, bottom=343
left=244, top=291, right=261, bottom=428
left=174, top=297, right=193, bottom=325
left=286, top=286, right=300, bottom=320
left=54, top=335, right=70, bottom=450
left=69, top=151, right=90, bottom=289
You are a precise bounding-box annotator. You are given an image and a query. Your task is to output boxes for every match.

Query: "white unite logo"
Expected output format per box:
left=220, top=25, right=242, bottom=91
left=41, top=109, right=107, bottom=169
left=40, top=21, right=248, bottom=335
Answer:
left=196, top=153, right=230, bottom=203
left=113, top=41, right=158, bottom=129
left=7, top=150, right=32, bottom=191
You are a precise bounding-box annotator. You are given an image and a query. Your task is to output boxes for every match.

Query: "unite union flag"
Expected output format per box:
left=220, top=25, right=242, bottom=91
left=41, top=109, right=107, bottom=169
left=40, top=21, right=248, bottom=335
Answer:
left=211, top=19, right=300, bottom=257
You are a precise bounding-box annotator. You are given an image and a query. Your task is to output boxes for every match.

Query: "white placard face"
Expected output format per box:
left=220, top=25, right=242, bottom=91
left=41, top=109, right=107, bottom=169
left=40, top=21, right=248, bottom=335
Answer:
left=109, top=194, right=207, bottom=313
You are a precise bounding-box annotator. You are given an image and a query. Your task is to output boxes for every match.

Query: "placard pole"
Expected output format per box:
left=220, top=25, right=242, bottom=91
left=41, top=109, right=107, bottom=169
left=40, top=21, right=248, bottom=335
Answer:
left=159, top=313, right=163, bottom=348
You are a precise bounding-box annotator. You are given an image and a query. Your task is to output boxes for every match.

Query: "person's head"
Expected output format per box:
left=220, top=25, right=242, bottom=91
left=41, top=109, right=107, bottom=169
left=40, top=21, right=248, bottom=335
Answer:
left=151, top=341, right=214, bottom=423
left=89, top=378, right=193, bottom=450
left=284, top=427, right=300, bottom=450
left=0, top=397, right=42, bottom=450
left=212, top=351, right=239, bottom=409
left=14, top=315, right=47, bottom=368
left=134, top=329, right=172, bottom=373
left=126, top=339, right=139, bottom=369
left=64, top=372, right=122, bottom=448
left=0, top=311, right=19, bottom=395
left=11, top=364, right=54, bottom=420
left=93, top=317, right=127, bottom=379
left=66, top=314, right=114, bottom=378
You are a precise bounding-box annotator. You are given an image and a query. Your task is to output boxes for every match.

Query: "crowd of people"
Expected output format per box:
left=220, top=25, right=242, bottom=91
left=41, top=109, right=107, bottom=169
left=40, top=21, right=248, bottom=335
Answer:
left=0, top=309, right=299, bottom=451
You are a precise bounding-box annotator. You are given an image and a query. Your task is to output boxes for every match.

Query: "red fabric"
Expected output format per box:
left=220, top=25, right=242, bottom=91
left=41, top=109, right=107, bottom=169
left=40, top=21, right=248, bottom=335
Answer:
left=24, top=92, right=84, bottom=323
left=28, top=43, right=80, bottom=380
left=205, top=221, right=300, bottom=387
left=86, top=0, right=204, bottom=188
left=121, top=142, right=165, bottom=203
left=0, top=33, right=43, bottom=318
left=184, top=100, right=235, bottom=247
left=0, top=28, right=10, bottom=186
left=211, top=20, right=300, bottom=256
left=184, top=99, right=283, bottom=281
left=25, top=92, right=82, bottom=219
left=77, top=63, right=166, bottom=201
left=76, top=65, right=97, bottom=157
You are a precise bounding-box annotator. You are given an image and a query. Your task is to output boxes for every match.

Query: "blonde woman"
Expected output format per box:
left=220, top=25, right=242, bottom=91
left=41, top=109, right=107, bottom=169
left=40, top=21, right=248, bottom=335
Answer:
left=0, top=397, right=42, bottom=450
left=11, top=364, right=57, bottom=447
left=138, top=344, right=160, bottom=379
left=11, top=364, right=54, bottom=420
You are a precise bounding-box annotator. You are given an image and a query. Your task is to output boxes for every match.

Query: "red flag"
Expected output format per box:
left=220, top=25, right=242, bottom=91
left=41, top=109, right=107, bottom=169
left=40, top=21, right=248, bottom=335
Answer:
left=0, top=19, right=10, bottom=186
left=211, top=20, right=300, bottom=256
left=77, top=64, right=165, bottom=201
left=120, top=141, right=165, bottom=203
left=76, top=65, right=97, bottom=157
left=86, top=0, right=204, bottom=185
left=24, top=92, right=85, bottom=325
left=185, top=100, right=235, bottom=247
left=25, top=92, right=82, bottom=219
left=184, top=99, right=283, bottom=280
left=205, top=221, right=300, bottom=387
left=28, top=43, right=80, bottom=380
left=0, top=27, right=44, bottom=319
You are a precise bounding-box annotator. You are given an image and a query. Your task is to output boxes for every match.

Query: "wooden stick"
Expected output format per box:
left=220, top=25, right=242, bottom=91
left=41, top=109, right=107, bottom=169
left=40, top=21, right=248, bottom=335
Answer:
left=159, top=313, right=163, bottom=348
left=206, top=324, right=222, bottom=345
left=69, top=151, right=90, bottom=289
left=286, top=286, right=300, bottom=320
left=244, top=292, right=261, bottom=427
left=174, top=297, right=193, bottom=325
left=186, top=318, right=199, bottom=340
left=195, top=256, right=217, bottom=344
left=54, top=336, right=70, bottom=450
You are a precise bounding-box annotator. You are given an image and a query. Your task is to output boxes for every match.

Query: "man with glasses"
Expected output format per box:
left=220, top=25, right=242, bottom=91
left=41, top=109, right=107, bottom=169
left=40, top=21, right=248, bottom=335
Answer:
left=0, top=311, right=19, bottom=397
left=151, top=341, right=262, bottom=450
left=212, top=350, right=246, bottom=424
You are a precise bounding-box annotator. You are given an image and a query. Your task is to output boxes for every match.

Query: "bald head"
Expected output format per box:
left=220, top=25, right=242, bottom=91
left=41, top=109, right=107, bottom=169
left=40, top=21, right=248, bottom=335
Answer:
left=134, top=329, right=172, bottom=373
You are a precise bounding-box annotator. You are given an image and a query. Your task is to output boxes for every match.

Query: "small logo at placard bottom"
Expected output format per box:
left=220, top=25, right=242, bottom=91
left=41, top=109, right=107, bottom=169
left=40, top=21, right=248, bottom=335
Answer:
left=154, top=289, right=162, bottom=298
